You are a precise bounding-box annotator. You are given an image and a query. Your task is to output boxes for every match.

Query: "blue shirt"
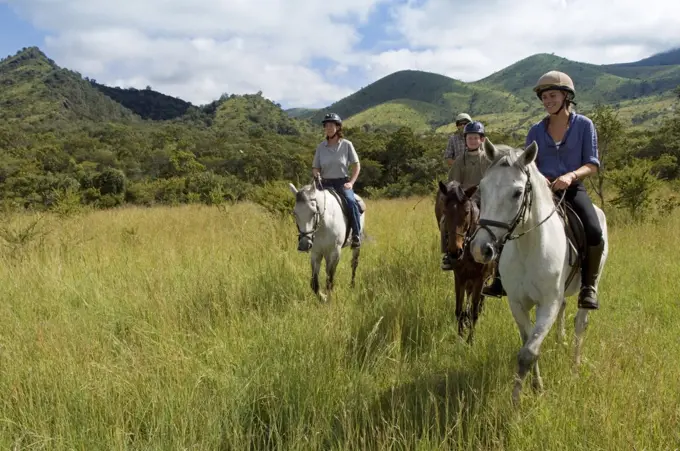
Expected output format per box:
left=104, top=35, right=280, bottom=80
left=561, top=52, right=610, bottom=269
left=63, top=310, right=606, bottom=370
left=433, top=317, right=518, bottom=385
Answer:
left=525, top=113, right=600, bottom=179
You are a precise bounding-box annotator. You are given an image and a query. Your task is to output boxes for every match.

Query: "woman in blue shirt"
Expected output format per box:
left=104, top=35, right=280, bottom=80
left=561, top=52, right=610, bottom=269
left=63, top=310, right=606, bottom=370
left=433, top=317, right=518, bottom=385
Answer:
left=529, top=71, right=604, bottom=310
left=484, top=71, right=604, bottom=310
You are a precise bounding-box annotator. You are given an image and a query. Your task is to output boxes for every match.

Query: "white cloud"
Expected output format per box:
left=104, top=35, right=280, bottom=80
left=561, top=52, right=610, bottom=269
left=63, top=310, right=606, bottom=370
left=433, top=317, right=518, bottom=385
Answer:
left=376, top=0, right=680, bottom=82
left=6, top=0, right=385, bottom=106
left=4, top=0, right=680, bottom=108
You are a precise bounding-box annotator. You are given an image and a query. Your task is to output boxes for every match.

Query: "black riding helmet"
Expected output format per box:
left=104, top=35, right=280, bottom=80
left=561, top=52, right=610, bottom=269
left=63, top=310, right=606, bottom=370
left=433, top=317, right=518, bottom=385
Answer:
left=463, top=121, right=485, bottom=136
left=322, top=113, right=342, bottom=125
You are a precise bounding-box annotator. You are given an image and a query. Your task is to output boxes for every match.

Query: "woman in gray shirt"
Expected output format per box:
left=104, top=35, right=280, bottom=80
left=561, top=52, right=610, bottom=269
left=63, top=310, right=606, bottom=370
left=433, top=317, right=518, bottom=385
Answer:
left=312, top=113, right=362, bottom=248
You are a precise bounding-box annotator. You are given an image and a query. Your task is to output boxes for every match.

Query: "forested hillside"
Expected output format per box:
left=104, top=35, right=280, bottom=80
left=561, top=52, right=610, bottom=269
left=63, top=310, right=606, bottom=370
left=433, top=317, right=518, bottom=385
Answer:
left=0, top=46, right=678, bottom=217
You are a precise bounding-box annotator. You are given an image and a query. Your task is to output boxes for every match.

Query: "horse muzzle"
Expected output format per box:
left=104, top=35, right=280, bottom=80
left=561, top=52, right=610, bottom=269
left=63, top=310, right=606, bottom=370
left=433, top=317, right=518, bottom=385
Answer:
left=470, top=238, right=496, bottom=264
left=297, top=236, right=313, bottom=252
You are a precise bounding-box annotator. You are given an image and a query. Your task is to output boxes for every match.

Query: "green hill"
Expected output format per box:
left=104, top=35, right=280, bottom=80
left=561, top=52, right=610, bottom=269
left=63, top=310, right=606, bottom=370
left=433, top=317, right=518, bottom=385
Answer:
left=607, top=47, right=680, bottom=67
left=90, top=82, right=194, bottom=121
left=474, top=53, right=679, bottom=105
left=307, top=70, right=530, bottom=127
left=0, top=47, right=138, bottom=125
left=285, top=107, right=318, bottom=120
left=212, top=92, right=315, bottom=136
left=295, top=51, right=680, bottom=134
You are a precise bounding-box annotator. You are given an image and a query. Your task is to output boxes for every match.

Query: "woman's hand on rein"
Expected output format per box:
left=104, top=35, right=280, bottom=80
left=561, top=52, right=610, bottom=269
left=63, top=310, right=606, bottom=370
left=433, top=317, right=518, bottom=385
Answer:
left=343, top=181, right=353, bottom=190
left=551, top=172, right=576, bottom=191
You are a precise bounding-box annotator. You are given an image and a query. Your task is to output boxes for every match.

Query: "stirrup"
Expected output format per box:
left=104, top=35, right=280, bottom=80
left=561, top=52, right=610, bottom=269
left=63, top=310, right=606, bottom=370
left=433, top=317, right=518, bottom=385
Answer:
left=578, top=286, right=599, bottom=310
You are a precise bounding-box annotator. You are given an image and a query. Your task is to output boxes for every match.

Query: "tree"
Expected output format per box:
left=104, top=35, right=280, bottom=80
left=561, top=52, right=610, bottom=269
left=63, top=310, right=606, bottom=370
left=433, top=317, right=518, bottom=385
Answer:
left=590, top=105, right=624, bottom=209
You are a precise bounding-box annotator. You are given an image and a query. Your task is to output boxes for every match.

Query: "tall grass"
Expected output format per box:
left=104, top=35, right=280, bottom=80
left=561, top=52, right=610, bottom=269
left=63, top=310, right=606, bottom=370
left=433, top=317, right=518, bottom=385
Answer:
left=0, top=199, right=679, bottom=450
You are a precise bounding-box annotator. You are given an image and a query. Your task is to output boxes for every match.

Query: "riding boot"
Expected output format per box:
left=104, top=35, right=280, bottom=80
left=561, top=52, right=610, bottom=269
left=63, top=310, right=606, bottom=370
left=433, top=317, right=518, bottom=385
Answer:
left=441, top=253, right=454, bottom=270
left=350, top=210, right=361, bottom=248
left=482, top=273, right=506, bottom=298
left=578, top=240, right=605, bottom=310
left=482, top=243, right=505, bottom=298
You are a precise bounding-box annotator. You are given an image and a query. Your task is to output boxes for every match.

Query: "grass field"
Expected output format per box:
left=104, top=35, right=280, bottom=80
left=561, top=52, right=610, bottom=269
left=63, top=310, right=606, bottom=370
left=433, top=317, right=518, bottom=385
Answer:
left=1, top=199, right=679, bottom=450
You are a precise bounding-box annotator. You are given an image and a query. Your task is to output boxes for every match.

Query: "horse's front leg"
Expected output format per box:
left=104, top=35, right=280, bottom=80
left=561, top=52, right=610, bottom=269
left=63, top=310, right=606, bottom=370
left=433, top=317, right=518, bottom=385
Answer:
left=325, top=246, right=341, bottom=302
left=508, top=300, right=534, bottom=406
left=466, top=278, right=486, bottom=345
left=310, top=251, right=323, bottom=300
left=453, top=272, right=466, bottom=339
left=520, top=299, right=563, bottom=396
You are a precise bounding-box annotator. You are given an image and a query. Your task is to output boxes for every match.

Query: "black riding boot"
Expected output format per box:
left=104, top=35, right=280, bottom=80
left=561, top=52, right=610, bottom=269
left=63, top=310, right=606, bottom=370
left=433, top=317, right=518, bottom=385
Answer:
left=578, top=240, right=605, bottom=310
left=482, top=243, right=505, bottom=298
left=482, top=273, right=506, bottom=298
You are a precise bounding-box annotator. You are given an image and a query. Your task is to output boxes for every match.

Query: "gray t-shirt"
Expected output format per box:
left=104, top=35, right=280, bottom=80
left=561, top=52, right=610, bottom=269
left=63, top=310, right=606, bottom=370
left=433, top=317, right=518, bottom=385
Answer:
left=312, top=138, right=360, bottom=179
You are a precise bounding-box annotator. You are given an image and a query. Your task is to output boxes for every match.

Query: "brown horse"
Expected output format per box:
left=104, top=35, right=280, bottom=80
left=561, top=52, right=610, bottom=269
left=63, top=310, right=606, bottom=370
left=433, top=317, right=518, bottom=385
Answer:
left=435, top=180, right=496, bottom=344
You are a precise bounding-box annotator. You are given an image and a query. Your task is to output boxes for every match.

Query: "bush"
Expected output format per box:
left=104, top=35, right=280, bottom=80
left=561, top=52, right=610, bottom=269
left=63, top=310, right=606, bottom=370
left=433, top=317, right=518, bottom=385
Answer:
left=249, top=180, right=296, bottom=217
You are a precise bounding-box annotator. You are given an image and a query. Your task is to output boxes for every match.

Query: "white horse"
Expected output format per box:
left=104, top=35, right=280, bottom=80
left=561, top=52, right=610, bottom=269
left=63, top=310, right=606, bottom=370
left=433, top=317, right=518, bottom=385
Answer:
left=288, top=180, right=365, bottom=302
left=469, top=140, right=609, bottom=405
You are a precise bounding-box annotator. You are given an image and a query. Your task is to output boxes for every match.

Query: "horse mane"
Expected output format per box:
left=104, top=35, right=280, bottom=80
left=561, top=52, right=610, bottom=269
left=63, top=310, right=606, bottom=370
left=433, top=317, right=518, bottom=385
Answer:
left=295, top=184, right=317, bottom=203
left=442, top=180, right=466, bottom=203
left=495, top=145, right=554, bottom=217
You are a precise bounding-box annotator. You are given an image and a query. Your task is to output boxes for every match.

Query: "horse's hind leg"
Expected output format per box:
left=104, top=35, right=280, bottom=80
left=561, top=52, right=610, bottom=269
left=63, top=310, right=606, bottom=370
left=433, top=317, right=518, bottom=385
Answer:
left=350, top=247, right=360, bottom=288
left=574, top=308, right=589, bottom=367
left=556, top=298, right=567, bottom=346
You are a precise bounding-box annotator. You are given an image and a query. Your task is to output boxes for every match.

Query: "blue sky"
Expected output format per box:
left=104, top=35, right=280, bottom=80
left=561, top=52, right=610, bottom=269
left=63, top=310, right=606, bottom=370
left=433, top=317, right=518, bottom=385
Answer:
left=1, top=0, right=680, bottom=108
left=0, top=4, right=45, bottom=58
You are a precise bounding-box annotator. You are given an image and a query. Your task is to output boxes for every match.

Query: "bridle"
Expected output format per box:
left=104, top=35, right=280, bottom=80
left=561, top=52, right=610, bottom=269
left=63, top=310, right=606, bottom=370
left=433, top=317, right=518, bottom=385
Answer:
left=451, top=199, right=479, bottom=261
left=471, top=161, right=566, bottom=252
left=294, top=180, right=327, bottom=242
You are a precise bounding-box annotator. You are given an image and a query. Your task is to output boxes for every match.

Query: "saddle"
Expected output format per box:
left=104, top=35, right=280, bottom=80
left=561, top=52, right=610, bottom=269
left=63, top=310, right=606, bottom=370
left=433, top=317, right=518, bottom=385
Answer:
left=553, top=193, right=587, bottom=288
left=325, top=188, right=366, bottom=247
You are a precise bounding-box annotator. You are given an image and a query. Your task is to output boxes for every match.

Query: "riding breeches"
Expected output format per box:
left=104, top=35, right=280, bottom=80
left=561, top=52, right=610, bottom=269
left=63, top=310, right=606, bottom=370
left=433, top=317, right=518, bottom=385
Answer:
left=321, top=178, right=361, bottom=235
left=560, top=180, right=603, bottom=246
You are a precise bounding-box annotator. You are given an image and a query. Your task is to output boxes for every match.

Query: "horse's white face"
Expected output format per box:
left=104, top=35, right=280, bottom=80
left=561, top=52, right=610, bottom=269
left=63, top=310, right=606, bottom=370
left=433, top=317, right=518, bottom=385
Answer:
left=470, top=141, right=538, bottom=264
left=289, top=183, right=319, bottom=252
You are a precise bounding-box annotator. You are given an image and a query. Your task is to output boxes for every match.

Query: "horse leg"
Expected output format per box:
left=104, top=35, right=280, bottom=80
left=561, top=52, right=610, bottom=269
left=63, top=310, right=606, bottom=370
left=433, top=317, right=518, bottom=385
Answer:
left=574, top=308, right=589, bottom=367
left=453, top=272, right=466, bottom=339
left=509, top=301, right=534, bottom=405
left=325, top=247, right=341, bottom=303
left=350, top=246, right=360, bottom=289
left=521, top=300, right=563, bottom=396
left=556, top=298, right=567, bottom=346
left=466, top=279, right=485, bottom=345
left=310, top=251, right=324, bottom=302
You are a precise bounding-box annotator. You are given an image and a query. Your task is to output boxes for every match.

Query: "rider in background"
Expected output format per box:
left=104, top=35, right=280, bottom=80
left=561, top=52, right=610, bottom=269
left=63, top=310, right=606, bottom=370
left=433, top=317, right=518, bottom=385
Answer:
left=443, top=113, right=472, bottom=171
left=440, top=121, right=492, bottom=271
left=312, top=113, right=362, bottom=248
left=525, top=71, right=605, bottom=310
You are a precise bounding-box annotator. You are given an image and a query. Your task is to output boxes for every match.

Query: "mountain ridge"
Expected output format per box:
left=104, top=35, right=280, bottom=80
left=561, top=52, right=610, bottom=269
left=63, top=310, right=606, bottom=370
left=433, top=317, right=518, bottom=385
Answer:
left=2, top=45, right=679, bottom=134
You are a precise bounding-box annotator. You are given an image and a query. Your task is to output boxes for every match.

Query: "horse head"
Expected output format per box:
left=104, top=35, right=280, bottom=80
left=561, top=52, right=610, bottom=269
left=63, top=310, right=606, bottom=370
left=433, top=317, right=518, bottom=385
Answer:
left=469, top=139, right=543, bottom=264
left=289, top=181, right=322, bottom=252
left=438, top=180, right=478, bottom=260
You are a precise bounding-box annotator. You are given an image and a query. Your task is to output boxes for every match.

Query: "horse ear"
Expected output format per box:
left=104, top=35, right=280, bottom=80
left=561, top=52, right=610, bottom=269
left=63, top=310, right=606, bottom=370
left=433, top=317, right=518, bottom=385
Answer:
left=288, top=183, right=298, bottom=195
left=454, top=184, right=466, bottom=203
left=464, top=185, right=478, bottom=200
left=438, top=180, right=448, bottom=195
left=518, top=141, right=538, bottom=167
left=483, top=139, right=498, bottom=161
